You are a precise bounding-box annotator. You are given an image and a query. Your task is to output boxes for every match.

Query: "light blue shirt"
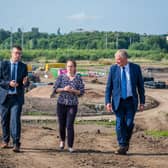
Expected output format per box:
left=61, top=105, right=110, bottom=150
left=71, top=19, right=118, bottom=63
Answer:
left=8, top=61, right=18, bottom=94
left=120, top=63, right=133, bottom=97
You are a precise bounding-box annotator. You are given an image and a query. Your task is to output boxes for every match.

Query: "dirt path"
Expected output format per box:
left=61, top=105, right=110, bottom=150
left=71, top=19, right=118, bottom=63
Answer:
left=136, top=88, right=168, bottom=130
left=0, top=88, right=168, bottom=168
left=0, top=124, right=167, bottom=168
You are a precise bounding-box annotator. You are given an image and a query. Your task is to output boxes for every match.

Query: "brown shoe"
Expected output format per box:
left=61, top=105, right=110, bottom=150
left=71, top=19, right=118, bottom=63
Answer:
left=1, top=142, right=9, bottom=148
left=13, top=143, right=20, bottom=153
left=115, top=146, right=127, bottom=155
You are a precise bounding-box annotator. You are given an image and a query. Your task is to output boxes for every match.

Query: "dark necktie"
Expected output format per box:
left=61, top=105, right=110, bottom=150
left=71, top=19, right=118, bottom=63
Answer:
left=11, top=63, right=16, bottom=80
left=10, top=63, right=16, bottom=91
left=121, top=67, right=127, bottom=99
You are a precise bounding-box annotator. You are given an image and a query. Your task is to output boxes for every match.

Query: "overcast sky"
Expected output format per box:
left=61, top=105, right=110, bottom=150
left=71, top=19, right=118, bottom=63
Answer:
left=0, top=0, right=167, bottom=34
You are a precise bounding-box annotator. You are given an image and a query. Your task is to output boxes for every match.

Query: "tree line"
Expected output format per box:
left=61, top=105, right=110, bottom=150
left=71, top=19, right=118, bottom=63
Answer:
left=0, top=27, right=168, bottom=51
left=0, top=27, right=168, bottom=62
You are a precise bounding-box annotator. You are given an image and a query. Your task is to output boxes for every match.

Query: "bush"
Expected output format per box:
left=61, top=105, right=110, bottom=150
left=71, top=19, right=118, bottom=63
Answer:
left=57, top=55, right=67, bottom=63
left=0, top=49, right=168, bottom=62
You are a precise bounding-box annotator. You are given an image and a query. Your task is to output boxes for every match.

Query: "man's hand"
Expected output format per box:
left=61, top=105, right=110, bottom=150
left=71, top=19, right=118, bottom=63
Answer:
left=139, top=104, right=144, bottom=112
left=23, top=76, right=28, bottom=85
left=106, top=103, right=112, bottom=112
left=10, top=80, right=18, bottom=88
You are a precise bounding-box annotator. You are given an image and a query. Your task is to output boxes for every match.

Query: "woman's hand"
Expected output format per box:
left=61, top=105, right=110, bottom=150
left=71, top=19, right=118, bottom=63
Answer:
left=50, top=90, right=56, bottom=98
left=63, top=85, right=72, bottom=92
left=69, top=87, right=80, bottom=95
left=63, top=85, right=80, bottom=95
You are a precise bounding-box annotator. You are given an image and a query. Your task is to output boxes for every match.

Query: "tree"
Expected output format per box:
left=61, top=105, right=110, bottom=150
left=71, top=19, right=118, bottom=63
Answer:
left=57, top=27, right=61, bottom=35
left=143, top=35, right=168, bottom=51
left=0, top=29, right=10, bottom=43
left=49, top=40, right=58, bottom=49
left=129, top=42, right=150, bottom=50
left=37, top=38, right=49, bottom=49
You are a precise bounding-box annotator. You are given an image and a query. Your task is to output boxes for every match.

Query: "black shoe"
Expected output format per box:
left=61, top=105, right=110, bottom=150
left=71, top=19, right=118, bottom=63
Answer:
left=116, top=146, right=127, bottom=155
left=13, top=143, right=21, bottom=153
left=125, top=144, right=129, bottom=152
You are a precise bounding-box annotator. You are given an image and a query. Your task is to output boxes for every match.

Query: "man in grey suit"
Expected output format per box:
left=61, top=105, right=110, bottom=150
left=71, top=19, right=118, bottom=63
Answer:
left=105, top=49, right=145, bottom=155
left=0, top=46, right=28, bottom=152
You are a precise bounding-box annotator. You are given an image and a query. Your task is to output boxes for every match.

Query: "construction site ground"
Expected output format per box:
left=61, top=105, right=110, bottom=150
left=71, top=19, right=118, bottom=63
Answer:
left=0, top=65, right=168, bottom=168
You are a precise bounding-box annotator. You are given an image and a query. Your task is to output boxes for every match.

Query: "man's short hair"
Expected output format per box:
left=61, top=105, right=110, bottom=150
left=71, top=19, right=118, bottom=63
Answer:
left=115, top=49, right=128, bottom=58
left=12, top=45, right=22, bottom=51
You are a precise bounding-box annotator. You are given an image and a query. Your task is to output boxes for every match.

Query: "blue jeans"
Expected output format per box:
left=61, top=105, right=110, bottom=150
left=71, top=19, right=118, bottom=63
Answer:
left=57, top=103, right=77, bottom=148
left=114, top=97, right=135, bottom=147
left=0, top=95, right=22, bottom=145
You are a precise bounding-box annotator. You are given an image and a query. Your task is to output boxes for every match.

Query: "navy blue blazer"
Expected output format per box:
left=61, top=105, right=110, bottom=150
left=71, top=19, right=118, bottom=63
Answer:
left=0, top=60, right=28, bottom=105
left=105, top=62, right=145, bottom=112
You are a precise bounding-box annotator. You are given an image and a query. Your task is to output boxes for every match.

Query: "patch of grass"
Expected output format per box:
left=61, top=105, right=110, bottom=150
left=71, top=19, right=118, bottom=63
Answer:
left=75, top=119, right=116, bottom=126
left=145, top=130, right=168, bottom=137
left=25, top=111, right=50, bottom=116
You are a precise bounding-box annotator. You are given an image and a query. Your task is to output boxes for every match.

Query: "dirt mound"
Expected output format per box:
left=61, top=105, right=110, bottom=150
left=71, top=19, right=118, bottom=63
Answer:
left=23, top=85, right=158, bottom=116
left=85, top=90, right=104, bottom=98
left=26, top=85, right=53, bottom=98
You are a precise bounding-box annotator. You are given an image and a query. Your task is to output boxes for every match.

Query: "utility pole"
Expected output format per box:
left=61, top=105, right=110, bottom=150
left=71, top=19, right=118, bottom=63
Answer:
left=21, top=27, right=24, bottom=49
left=116, top=33, right=119, bottom=49
left=10, top=27, right=13, bottom=49
left=129, top=37, right=132, bottom=46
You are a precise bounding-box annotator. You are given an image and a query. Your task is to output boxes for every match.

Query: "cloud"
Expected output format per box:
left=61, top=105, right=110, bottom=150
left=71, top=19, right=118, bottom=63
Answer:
left=66, top=12, right=101, bottom=21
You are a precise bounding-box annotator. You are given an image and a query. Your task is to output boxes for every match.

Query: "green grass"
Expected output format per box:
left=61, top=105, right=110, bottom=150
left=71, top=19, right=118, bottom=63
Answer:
left=145, top=130, right=168, bottom=137
left=25, top=111, right=51, bottom=116
left=75, top=119, right=116, bottom=126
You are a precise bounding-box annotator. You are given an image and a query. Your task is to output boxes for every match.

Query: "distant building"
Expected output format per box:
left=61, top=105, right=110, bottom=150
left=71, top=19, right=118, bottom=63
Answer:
left=31, top=27, right=39, bottom=33
left=160, top=33, right=168, bottom=42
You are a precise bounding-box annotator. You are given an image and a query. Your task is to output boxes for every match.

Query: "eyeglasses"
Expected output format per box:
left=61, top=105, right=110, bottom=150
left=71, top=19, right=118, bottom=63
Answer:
left=13, top=51, right=22, bottom=55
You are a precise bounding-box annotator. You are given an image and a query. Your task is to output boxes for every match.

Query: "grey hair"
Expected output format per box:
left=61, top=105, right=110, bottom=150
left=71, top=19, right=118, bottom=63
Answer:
left=115, top=49, right=128, bottom=58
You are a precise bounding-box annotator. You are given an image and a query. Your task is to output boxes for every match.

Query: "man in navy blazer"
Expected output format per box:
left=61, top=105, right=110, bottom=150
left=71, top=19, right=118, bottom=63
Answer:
left=105, top=49, right=145, bottom=155
left=0, top=46, right=28, bottom=152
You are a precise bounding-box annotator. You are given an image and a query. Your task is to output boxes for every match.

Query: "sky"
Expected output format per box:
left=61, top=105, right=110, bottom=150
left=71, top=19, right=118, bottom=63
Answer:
left=0, top=0, right=167, bottom=35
